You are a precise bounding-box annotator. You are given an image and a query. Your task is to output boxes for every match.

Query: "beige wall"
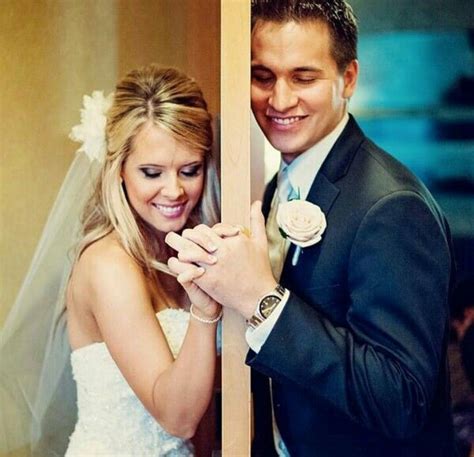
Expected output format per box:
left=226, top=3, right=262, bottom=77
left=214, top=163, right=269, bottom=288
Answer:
left=117, top=0, right=220, bottom=114
left=0, top=0, right=219, bottom=329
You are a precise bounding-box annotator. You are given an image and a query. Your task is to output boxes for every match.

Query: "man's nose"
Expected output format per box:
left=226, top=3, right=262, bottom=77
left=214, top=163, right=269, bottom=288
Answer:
left=268, top=80, right=298, bottom=112
left=161, top=176, right=184, bottom=199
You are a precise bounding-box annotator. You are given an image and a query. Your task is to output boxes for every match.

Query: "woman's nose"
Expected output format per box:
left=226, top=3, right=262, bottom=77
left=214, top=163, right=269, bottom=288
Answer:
left=161, top=176, right=184, bottom=199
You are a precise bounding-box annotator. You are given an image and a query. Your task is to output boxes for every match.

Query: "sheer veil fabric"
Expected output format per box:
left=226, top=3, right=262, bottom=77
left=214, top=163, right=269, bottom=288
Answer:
left=0, top=151, right=101, bottom=456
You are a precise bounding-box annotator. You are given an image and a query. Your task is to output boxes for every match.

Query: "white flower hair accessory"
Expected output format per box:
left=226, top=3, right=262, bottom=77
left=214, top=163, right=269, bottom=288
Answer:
left=69, top=91, right=114, bottom=163
left=277, top=199, right=327, bottom=265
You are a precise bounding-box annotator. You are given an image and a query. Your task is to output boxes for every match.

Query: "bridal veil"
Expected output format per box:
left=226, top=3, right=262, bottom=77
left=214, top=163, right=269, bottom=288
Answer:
left=0, top=93, right=108, bottom=456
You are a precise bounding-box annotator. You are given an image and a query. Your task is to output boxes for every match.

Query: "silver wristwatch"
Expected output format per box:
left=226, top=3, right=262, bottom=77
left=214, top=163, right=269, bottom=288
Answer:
left=248, top=284, right=286, bottom=329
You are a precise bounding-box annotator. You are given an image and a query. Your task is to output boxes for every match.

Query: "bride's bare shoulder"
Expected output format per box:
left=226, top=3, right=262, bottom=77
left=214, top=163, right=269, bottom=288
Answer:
left=80, top=233, right=127, bottom=261
left=74, top=233, right=144, bottom=287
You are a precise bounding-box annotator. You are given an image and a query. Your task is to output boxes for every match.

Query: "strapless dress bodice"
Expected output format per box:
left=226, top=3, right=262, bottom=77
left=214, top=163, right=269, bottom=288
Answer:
left=65, top=308, right=194, bottom=456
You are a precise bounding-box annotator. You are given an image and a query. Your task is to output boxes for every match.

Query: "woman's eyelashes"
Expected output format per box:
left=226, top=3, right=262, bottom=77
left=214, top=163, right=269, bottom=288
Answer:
left=139, top=163, right=203, bottom=179
left=140, top=168, right=162, bottom=178
left=181, top=164, right=203, bottom=177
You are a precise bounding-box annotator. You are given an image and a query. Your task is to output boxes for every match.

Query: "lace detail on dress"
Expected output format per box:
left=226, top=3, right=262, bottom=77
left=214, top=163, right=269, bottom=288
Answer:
left=66, top=308, right=194, bottom=456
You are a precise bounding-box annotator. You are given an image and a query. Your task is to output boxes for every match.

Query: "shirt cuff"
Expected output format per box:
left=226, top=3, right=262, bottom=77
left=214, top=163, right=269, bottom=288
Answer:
left=245, top=288, right=290, bottom=353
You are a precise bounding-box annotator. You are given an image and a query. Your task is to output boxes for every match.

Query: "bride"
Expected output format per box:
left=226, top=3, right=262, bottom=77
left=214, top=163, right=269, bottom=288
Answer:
left=0, top=64, right=231, bottom=456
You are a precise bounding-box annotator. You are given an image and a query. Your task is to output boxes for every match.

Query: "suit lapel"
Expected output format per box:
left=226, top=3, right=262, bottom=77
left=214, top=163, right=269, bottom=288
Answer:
left=306, top=172, right=340, bottom=215
left=279, top=115, right=366, bottom=279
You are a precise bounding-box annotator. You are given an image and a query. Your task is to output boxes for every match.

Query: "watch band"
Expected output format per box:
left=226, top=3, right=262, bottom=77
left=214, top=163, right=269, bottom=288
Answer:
left=248, top=284, right=286, bottom=329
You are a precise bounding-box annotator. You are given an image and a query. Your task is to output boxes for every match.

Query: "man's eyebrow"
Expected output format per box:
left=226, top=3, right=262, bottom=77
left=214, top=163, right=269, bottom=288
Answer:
left=293, top=66, right=323, bottom=73
left=251, top=64, right=323, bottom=73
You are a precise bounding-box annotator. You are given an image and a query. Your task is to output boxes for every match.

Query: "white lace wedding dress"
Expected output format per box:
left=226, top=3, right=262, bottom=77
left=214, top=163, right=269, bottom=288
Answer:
left=65, top=308, right=195, bottom=456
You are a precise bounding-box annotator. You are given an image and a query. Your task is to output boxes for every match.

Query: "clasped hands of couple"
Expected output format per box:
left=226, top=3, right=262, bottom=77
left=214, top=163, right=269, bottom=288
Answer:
left=166, top=201, right=278, bottom=324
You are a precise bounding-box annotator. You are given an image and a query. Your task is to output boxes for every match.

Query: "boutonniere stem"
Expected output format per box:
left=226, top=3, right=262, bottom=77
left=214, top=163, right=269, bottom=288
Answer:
left=292, top=246, right=302, bottom=266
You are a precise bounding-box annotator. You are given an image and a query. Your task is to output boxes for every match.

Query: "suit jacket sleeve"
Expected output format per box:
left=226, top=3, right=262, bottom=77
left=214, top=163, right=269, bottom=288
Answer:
left=247, top=189, right=453, bottom=440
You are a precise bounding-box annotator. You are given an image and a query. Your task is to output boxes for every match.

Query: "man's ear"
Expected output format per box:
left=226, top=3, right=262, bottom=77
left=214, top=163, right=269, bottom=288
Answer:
left=342, top=59, right=359, bottom=100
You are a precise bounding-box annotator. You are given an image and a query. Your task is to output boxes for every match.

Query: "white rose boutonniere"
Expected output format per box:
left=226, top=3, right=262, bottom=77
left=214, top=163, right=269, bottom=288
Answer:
left=276, top=199, right=327, bottom=265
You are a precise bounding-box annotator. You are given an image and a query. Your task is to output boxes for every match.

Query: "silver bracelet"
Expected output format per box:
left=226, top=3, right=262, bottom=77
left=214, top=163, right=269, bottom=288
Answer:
left=190, top=304, right=223, bottom=324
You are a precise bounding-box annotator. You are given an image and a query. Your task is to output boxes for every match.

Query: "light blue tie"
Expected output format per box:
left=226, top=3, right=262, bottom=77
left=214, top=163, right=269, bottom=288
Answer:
left=278, top=167, right=298, bottom=202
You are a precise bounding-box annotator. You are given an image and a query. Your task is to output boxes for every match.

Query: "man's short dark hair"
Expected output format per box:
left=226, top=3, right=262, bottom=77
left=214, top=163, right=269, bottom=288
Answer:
left=251, top=0, right=358, bottom=73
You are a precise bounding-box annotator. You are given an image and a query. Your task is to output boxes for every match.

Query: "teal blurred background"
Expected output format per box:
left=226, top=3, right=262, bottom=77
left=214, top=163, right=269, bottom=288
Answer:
left=350, top=0, right=474, bottom=281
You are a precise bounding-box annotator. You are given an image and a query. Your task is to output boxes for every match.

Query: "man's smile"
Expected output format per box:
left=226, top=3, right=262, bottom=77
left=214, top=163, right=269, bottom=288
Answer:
left=268, top=115, right=307, bottom=126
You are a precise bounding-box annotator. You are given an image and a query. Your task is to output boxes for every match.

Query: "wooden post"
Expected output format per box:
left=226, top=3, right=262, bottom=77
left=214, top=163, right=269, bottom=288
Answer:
left=220, top=1, right=251, bottom=455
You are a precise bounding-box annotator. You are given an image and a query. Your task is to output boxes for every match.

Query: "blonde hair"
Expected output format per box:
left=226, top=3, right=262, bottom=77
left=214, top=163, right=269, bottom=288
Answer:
left=76, top=65, right=219, bottom=278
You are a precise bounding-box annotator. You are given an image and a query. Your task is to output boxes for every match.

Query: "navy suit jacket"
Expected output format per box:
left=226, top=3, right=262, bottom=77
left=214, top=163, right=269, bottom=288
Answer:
left=248, top=116, right=457, bottom=457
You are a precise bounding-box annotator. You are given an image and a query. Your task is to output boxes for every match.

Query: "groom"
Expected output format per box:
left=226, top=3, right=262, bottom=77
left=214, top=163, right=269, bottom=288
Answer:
left=166, top=1, right=457, bottom=455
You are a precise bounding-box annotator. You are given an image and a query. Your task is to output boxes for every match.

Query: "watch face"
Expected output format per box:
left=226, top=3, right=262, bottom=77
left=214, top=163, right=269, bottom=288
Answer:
left=260, top=295, right=281, bottom=318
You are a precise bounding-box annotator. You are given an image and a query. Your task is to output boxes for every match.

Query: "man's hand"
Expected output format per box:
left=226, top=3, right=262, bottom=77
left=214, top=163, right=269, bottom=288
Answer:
left=166, top=201, right=277, bottom=319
